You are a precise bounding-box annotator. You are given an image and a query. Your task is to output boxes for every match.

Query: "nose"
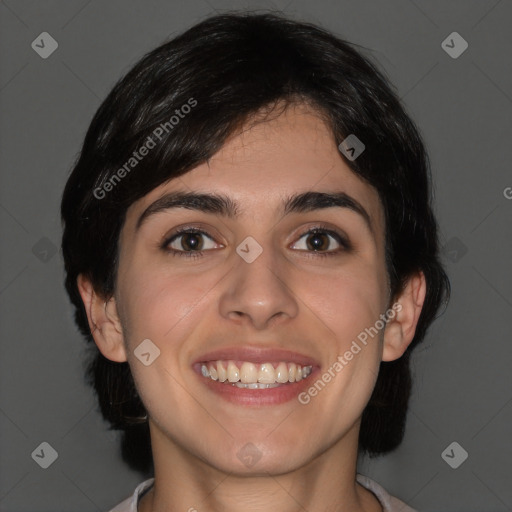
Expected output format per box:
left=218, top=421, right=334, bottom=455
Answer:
left=218, top=239, right=299, bottom=330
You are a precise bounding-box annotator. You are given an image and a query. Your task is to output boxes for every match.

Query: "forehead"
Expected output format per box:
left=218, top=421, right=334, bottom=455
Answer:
left=124, top=103, right=384, bottom=235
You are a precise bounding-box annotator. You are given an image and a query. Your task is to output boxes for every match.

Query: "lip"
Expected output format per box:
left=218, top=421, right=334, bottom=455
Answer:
left=192, top=346, right=320, bottom=406
left=193, top=346, right=320, bottom=367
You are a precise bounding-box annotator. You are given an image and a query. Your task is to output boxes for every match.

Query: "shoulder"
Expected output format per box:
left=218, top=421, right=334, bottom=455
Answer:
left=107, top=478, right=155, bottom=512
left=356, top=473, right=419, bottom=512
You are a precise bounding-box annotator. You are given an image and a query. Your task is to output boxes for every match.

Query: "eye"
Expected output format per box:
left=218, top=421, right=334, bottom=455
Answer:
left=161, top=225, right=350, bottom=260
left=291, top=228, right=350, bottom=256
left=163, top=227, right=221, bottom=258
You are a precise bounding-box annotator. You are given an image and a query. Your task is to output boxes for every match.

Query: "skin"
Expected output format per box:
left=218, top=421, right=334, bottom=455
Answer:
left=78, top=102, right=426, bottom=512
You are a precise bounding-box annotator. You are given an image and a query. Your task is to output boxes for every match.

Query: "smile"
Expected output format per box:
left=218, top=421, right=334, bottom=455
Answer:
left=200, top=360, right=313, bottom=388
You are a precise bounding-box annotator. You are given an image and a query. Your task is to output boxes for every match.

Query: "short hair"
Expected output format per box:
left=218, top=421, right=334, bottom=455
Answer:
left=60, top=11, right=450, bottom=475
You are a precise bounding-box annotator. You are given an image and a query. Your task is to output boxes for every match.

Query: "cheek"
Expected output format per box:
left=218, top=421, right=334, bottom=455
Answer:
left=300, top=269, right=386, bottom=422
left=118, top=261, right=219, bottom=346
left=304, top=263, right=388, bottom=346
left=118, top=267, right=217, bottom=416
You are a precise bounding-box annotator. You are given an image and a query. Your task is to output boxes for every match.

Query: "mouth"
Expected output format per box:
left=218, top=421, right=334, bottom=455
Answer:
left=192, top=347, right=320, bottom=405
left=199, top=360, right=313, bottom=387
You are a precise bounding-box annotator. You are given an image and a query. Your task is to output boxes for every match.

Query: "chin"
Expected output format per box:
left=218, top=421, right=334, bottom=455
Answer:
left=208, top=438, right=313, bottom=476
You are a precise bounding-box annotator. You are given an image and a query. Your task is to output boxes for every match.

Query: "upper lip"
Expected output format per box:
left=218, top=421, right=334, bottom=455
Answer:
left=193, top=346, right=320, bottom=367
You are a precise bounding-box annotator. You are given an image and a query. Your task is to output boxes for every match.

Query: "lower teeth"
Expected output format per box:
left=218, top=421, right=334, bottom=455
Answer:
left=232, top=382, right=282, bottom=389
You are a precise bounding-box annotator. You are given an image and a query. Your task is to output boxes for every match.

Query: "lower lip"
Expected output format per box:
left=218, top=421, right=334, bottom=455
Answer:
left=193, top=367, right=319, bottom=406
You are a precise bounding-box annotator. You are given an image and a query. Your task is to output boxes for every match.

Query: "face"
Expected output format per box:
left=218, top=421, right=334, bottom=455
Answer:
left=111, top=103, right=391, bottom=475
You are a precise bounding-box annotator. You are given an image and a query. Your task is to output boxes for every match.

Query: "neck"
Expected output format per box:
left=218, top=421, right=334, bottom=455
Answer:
left=138, top=420, right=382, bottom=512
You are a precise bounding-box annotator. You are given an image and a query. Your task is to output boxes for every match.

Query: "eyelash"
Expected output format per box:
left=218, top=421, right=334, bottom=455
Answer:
left=161, top=225, right=351, bottom=260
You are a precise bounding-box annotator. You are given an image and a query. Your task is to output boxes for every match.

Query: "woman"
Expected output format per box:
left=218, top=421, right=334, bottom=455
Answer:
left=61, top=11, right=450, bottom=512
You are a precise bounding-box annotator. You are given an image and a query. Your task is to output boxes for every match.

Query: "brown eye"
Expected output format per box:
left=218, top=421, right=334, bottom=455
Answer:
left=164, top=228, right=221, bottom=258
left=174, top=232, right=205, bottom=251
left=305, top=232, right=332, bottom=251
left=291, top=228, right=348, bottom=254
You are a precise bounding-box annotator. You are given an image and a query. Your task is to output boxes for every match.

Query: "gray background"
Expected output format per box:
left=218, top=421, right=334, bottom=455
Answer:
left=0, top=0, right=511, bottom=511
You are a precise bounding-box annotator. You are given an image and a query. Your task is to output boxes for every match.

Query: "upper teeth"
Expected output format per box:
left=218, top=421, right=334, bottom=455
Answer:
left=200, top=360, right=313, bottom=384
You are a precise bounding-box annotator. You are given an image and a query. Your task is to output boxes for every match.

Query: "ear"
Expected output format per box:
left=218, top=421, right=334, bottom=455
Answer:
left=382, top=271, right=427, bottom=362
left=76, top=274, right=128, bottom=363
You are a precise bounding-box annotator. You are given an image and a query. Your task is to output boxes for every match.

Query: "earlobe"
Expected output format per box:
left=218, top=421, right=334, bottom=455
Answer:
left=76, top=274, right=128, bottom=363
left=382, top=271, right=427, bottom=362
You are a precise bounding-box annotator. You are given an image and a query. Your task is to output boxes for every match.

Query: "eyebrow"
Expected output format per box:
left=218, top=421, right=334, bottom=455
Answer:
left=135, top=190, right=373, bottom=233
